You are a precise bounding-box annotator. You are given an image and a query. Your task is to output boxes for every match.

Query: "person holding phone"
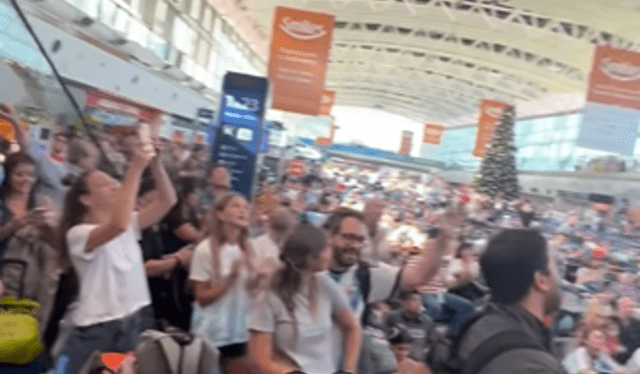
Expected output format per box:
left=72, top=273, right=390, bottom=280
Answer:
left=0, top=102, right=74, bottom=209
left=53, top=136, right=177, bottom=374
left=0, top=152, right=49, bottom=260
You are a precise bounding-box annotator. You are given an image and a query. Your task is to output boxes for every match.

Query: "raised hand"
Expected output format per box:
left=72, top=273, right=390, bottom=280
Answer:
left=129, top=143, right=152, bottom=171
left=0, top=102, right=18, bottom=125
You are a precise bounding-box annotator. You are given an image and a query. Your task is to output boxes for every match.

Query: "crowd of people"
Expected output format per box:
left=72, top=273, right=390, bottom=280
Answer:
left=3, top=100, right=640, bottom=374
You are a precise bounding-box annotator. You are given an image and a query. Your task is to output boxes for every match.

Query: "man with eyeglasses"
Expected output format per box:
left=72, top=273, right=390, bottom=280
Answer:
left=323, top=207, right=450, bottom=372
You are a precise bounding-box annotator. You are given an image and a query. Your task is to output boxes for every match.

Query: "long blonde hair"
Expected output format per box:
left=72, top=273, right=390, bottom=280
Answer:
left=207, top=192, right=254, bottom=281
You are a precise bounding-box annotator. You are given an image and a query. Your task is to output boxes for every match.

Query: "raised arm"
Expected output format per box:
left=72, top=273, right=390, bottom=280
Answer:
left=138, top=154, right=177, bottom=230
left=0, top=102, right=28, bottom=152
left=84, top=148, right=149, bottom=252
left=400, top=217, right=453, bottom=290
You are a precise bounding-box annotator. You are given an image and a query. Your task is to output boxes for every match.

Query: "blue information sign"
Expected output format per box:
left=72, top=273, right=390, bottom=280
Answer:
left=210, top=72, right=269, bottom=198
left=258, top=121, right=272, bottom=153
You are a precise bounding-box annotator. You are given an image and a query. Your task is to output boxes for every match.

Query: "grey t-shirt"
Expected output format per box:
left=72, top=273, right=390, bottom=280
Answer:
left=248, top=273, right=350, bottom=374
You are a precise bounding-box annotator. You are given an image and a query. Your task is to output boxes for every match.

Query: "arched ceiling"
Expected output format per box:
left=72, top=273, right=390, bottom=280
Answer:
left=224, top=0, right=640, bottom=124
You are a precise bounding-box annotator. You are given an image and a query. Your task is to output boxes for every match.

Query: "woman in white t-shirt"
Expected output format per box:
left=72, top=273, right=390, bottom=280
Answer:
left=248, top=224, right=361, bottom=374
left=190, top=192, right=269, bottom=374
left=53, top=142, right=177, bottom=374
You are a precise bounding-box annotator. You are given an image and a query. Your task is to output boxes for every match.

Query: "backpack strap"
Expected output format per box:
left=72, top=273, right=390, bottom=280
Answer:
left=356, top=262, right=371, bottom=302
left=156, top=335, right=182, bottom=374
left=460, top=330, right=546, bottom=374
left=356, top=262, right=371, bottom=325
left=180, top=337, right=204, bottom=374
left=449, top=309, right=486, bottom=359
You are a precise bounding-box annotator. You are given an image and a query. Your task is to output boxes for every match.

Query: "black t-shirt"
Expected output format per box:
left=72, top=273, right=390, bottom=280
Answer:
left=141, top=225, right=166, bottom=262
left=140, top=223, right=194, bottom=329
left=161, top=203, right=199, bottom=254
left=140, top=226, right=171, bottom=320
left=159, top=203, right=198, bottom=329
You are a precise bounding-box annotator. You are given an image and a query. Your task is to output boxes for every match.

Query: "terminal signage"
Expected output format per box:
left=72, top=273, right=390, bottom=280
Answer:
left=210, top=72, right=269, bottom=198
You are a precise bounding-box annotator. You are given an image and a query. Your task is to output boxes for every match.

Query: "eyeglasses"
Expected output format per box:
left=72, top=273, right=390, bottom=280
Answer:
left=339, top=233, right=366, bottom=244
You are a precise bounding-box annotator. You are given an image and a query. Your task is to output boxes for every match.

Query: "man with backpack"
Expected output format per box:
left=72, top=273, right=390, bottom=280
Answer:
left=441, top=229, right=566, bottom=374
left=323, top=208, right=449, bottom=372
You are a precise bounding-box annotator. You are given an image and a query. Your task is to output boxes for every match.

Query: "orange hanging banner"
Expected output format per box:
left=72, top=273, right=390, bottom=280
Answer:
left=422, top=123, right=444, bottom=145
left=586, top=45, right=640, bottom=109
left=268, top=7, right=335, bottom=115
left=399, top=131, right=413, bottom=155
left=318, top=90, right=336, bottom=115
left=576, top=45, right=640, bottom=155
left=472, top=100, right=509, bottom=157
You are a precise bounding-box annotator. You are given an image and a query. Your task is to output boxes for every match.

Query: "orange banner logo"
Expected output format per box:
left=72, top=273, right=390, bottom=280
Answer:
left=422, top=124, right=443, bottom=144
left=599, top=58, right=640, bottom=82
left=483, top=107, right=505, bottom=119
left=279, top=17, right=328, bottom=41
left=269, top=7, right=335, bottom=116
left=472, top=100, right=509, bottom=158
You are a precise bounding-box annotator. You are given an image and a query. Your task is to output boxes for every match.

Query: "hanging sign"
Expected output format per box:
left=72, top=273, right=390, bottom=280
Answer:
left=399, top=131, right=413, bottom=155
left=422, top=123, right=444, bottom=145
left=268, top=7, right=335, bottom=115
left=473, top=100, right=509, bottom=157
left=577, top=45, right=640, bottom=155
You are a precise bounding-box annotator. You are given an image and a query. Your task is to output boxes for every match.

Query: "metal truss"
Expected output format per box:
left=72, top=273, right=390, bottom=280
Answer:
left=326, top=0, right=640, bottom=52
left=240, top=0, right=640, bottom=122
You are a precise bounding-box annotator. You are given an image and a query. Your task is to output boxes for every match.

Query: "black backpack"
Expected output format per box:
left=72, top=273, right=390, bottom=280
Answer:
left=428, top=310, right=547, bottom=374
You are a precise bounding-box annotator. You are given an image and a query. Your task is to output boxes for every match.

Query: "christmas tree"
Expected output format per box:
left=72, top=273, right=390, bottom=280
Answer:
left=473, top=105, right=520, bottom=199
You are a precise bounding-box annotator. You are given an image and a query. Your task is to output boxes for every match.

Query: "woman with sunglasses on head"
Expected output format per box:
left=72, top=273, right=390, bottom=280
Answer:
left=190, top=192, right=272, bottom=374
left=248, top=223, right=361, bottom=374
left=53, top=140, right=177, bottom=374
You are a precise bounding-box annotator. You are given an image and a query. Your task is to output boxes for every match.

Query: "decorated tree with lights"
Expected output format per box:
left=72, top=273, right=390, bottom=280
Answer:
left=473, top=105, right=520, bottom=199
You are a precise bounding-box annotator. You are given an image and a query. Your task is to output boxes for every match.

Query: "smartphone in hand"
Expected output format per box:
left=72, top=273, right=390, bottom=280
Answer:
left=138, top=123, right=156, bottom=158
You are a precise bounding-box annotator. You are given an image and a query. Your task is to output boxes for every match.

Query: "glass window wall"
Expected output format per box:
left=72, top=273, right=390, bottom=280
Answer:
left=438, top=112, right=640, bottom=172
